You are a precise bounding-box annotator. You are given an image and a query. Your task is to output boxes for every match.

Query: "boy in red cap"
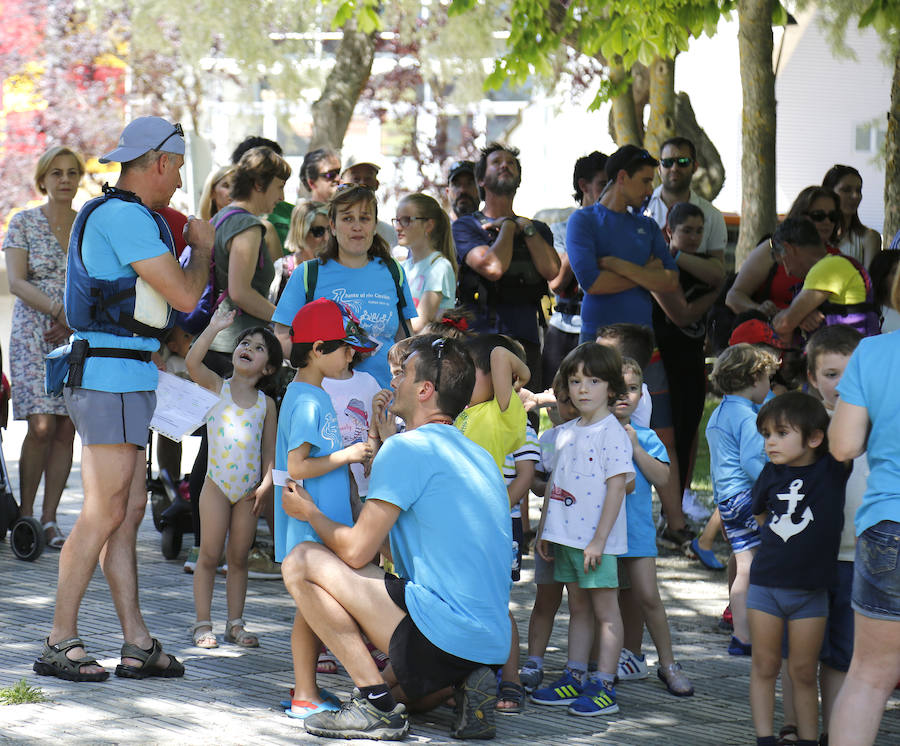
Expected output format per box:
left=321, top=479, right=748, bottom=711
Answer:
left=274, top=298, right=379, bottom=720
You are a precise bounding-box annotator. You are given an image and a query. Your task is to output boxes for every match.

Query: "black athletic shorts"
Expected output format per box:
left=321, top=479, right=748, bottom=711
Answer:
left=384, top=574, right=485, bottom=701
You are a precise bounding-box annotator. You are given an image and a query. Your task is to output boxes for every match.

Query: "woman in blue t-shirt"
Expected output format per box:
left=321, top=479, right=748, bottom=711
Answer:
left=273, top=185, right=416, bottom=387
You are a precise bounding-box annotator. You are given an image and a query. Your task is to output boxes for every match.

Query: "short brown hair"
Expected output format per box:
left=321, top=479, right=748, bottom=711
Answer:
left=34, top=146, right=85, bottom=195
left=710, top=343, right=778, bottom=395
left=319, top=185, right=392, bottom=266
left=558, top=342, right=626, bottom=405
left=230, top=146, right=292, bottom=201
left=805, top=324, right=862, bottom=376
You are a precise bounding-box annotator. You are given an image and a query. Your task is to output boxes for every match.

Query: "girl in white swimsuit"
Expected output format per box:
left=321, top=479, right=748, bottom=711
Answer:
left=185, top=306, right=281, bottom=650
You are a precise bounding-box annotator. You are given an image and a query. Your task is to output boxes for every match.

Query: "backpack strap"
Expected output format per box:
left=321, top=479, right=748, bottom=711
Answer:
left=385, top=257, right=412, bottom=338
left=302, top=259, right=320, bottom=305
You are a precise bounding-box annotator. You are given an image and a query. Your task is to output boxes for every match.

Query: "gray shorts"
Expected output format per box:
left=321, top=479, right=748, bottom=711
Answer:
left=746, top=583, right=828, bottom=621
left=64, top=388, right=155, bottom=447
left=534, top=545, right=557, bottom=584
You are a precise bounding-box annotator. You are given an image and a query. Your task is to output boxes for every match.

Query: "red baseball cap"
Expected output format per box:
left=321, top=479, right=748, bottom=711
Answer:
left=289, top=298, right=377, bottom=353
left=728, top=319, right=790, bottom=350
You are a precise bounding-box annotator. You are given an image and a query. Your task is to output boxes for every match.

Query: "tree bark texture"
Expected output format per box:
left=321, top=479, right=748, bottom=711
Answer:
left=610, top=62, right=641, bottom=145
left=674, top=92, right=725, bottom=201
left=644, top=56, right=676, bottom=161
left=736, top=0, right=777, bottom=266
left=884, top=52, right=900, bottom=245
left=310, top=21, right=377, bottom=151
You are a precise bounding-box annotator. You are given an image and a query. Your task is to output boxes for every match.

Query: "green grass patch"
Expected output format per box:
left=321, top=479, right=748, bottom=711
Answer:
left=690, top=395, right=721, bottom=496
left=0, top=679, right=46, bottom=705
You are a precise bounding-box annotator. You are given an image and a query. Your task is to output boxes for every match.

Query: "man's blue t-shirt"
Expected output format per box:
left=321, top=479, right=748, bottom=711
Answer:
left=705, top=394, right=767, bottom=502
left=566, top=203, right=676, bottom=340
left=74, top=199, right=170, bottom=392
left=367, top=424, right=512, bottom=664
left=272, top=258, right=416, bottom=388
left=621, top=425, right=669, bottom=558
left=837, top=332, right=900, bottom=535
left=274, top=381, right=351, bottom=562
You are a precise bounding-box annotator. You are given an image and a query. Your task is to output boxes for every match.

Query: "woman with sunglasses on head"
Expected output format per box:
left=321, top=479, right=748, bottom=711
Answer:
left=299, top=148, right=342, bottom=203
left=394, top=194, right=458, bottom=333
left=727, top=186, right=844, bottom=318
left=823, top=164, right=882, bottom=267
left=273, top=185, right=417, bottom=388
left=270, top=202, right=330, bottom=303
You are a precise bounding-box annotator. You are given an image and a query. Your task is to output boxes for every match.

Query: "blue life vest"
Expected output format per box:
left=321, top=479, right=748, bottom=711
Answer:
left=65, top=184, right=176, bottom=340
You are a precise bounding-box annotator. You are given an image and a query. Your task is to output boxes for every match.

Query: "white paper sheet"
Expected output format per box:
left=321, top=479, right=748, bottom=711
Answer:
left=149, top=371, right=220, bottom=442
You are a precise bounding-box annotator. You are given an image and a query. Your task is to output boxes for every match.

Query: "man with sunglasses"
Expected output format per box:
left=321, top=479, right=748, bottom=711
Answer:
left=35, top=117, right=214, bottom=683
left=280, top=336, right=512, bottom=740
left=645, top=137, right=727, bottom=263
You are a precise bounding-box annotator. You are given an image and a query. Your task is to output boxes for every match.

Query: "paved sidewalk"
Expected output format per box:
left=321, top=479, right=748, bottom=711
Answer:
left=1, top=440, right=899, bottom=746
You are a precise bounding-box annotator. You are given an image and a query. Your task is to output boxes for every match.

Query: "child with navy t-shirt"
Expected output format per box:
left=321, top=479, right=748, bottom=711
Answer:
left=748, top=392, right=848, bottom=746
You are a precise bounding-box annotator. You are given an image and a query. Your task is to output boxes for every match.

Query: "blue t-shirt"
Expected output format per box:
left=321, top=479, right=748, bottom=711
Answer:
left=75, top=199, right=170, bottom=392
left=272, top=258, right=417, bottom=388
left=273, top=381, right=351, bottom=562
left=566, top=203, right=676, bottom=339
left=706, top=394, right=767, bottom=502
left=750, top=454, right=848, bottom=590
left=367, top=424, right=512, bottom=664
left=621, top=425, right=668, bottom=558
left=837, top=332, right=900, bottom=535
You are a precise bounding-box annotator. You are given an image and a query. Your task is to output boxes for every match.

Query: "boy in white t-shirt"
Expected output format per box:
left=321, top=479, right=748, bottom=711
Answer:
left=531, top=343, right=634, bottom=717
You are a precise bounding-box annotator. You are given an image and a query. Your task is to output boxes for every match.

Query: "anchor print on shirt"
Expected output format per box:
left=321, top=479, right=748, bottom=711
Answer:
left=770, top=478, right=814, bottom=542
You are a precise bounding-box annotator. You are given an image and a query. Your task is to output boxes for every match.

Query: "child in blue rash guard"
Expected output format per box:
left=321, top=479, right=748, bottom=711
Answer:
left=705, top=343, right=779, bottom=656
left=748, top=392, right=848, bottom=746
left=275, top=299, right=375, bottom=720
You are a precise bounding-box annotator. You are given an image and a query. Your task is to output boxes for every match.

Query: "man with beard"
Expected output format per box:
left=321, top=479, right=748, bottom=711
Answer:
left=445, top=160, right=480, bottom=219
left=452, top=143, right=559, bottom=394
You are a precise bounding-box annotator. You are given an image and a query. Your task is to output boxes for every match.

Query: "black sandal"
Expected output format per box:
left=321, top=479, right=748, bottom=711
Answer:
left=778, top=724, right=799, bottom=745
left=33, top=637, right=109, bottom=682
left=114, top=638, right=185, bottom=679
left=495, top=680, right=526, bottom=714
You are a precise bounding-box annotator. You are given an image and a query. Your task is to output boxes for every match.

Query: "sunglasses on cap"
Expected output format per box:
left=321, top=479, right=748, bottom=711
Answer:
left=316, top=168, right=340, bottom=182
left=660, top=156, right=693, bottom=169
left=308, top=225, right=328, bottom=238
left=806, top=209, right=841, bottom=224
left=391, top=216, right=428, bottom=228
left=152, top=122, right=183, bottom=153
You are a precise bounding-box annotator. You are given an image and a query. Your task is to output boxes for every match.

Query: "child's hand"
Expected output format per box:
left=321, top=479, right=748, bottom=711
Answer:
left=518, top=387, right=538, bottom=411
left=344, top=440, right=374, bottom=465
left=248, top=482, right=271, bottom=516
left=372, top=389, right=397, bottom=441
left=583, top=537, right=606, bottom=573
left=363, top=434, right=378, bottom=477
left=281, top=479, right=315, bottom=521
left=537, top=539, right=554, bottom=563
left=622, top=423, right=638, bottom=448
left=208, top=306, right=237, bottom=332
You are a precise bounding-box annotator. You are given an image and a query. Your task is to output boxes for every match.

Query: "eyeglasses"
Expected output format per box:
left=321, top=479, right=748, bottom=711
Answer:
left=151, top=122, right=183, bottom=153
left=317, top=169, right=340, bottom=182
left=660, top=156, right=693, bottom=169
left=806, top=209, right=841, bottom=224
left=391, top=216, right=428, bottom=228
left=432, top=338, right=446, bottom=392
left=308, top=226, right=328, bottom=238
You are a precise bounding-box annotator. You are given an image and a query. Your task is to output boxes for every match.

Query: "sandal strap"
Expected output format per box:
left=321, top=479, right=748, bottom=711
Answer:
left=226, top=618, right=245, bottom=631
left=46, top=636, right=85, bottom=653
left=120, top=637, right=162, bottom=668
left=42, top=521, right=59, bottom=531
left=191, top=621, right=214, bottom=634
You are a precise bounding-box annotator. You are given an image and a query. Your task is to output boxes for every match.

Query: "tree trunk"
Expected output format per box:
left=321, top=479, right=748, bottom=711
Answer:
left=674, top=92, right=725, bottom=201
left=884, top=52, right=900, bottom=246
left=736, top=0, right=776, bottom=266
left=644, top=56, right=676, bottom=160
left=610, top=62, right=641, bottom=145
left=309, top=21, right=377, bottom=150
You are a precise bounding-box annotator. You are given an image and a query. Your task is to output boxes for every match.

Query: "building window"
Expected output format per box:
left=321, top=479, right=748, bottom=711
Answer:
left=855, top=122, right=886, bottom=153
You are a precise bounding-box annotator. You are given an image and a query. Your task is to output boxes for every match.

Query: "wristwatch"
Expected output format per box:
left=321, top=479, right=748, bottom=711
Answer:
left=522, top=222, right=536, bottom=238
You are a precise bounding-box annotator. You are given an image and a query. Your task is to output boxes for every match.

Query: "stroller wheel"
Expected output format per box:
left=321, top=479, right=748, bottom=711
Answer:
left=10, top=516, right=45, bottom=561
left=161, top=525, right=182, bottom=560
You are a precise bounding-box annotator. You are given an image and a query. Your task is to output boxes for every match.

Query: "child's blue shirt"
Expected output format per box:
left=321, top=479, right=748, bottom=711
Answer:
left=705, top=394, right=767, bottom=502
left=621, top=425, right=668, bottom=558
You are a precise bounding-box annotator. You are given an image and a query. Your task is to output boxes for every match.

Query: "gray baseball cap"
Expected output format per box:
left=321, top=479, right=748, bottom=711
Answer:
left=99, top=117, right=185, bottom=164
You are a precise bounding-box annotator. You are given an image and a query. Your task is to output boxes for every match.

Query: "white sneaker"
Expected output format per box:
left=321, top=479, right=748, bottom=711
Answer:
left=682, top=489, right=711, bottom=521
left=617, top=649, right=649, bottom=680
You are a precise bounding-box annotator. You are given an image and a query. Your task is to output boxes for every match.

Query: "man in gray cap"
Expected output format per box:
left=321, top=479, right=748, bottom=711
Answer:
left=445, top=160, right=479, bottom=219
left=33, top=116, right=214, bottom=682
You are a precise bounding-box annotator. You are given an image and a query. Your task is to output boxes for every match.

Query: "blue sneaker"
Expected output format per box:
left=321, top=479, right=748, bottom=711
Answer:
left=728, top=636, right=752, bottom=656
left=691, top=538, right=725, bottom=570
left=529, top=669, right=583, bottom=706
left=568, top=679, right=619, bottom=716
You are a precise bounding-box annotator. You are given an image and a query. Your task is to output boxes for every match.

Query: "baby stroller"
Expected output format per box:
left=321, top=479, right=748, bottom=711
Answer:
left=0, top=347, right=44, bottom=561
left=147, top=436, right=193, bottom=559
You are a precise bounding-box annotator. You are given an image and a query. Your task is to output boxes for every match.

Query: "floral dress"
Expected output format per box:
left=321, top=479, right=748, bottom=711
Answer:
left=1, top=207, right=69, bottom=418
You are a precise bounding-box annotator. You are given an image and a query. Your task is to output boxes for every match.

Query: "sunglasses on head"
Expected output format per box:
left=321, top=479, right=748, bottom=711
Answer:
left=309, top=225, right=328, bottom=238
left=806, top=209, right=841, bottom=224
left=391, top=216, right=428, bottom=228
left=660, top=156, right=693, bottom=169
left=152, top=122, right=183, bottom=153
left=317, top=168, right=340, bottom=182
left=769, top=237, right=786, bottom=262
left=431, top=338, right=446, bottom=392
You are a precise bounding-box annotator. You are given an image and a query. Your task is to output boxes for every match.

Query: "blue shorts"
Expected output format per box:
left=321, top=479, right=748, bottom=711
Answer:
left=747, top=584, right=828, bottom=621
left=533, top=544, right=557, bottom=585
left=644, top=351, right=673, bottom=430
left=718, top=489, right=761, bottom=554
left=852, top=521, right=900, bottom=621
left=820, top=561, right=855, bottom=671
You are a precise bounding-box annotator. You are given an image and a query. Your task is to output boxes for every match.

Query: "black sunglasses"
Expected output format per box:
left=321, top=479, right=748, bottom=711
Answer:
left=152, top=122, right=183, bottom=153
left=391, top=216, right=428, bottom=228
left=309, top=225, right=328, bottom=238
left=432, top=338, right=446, bottom=392
left=317, top=168, right=340, bottom=182
left=660, top=156, right=693, bottom=169
left=806, top=209, right=841, bottom=224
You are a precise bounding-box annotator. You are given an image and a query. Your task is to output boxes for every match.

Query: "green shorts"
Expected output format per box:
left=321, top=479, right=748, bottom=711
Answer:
left=552, top=544, right=618, bottom=589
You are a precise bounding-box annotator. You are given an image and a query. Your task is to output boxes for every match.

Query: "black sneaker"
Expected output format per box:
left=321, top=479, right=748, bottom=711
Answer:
left=450, top=665, right=497, bottom=740
left=304, top=691, right=409, bottom=740
left=658, top=525, right=696, bottom=554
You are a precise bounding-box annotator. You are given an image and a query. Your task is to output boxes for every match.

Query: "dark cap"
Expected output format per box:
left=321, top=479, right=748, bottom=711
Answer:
left=605, top=145, right=658, bottom=180
left=448, top=160, right=476, bottom=183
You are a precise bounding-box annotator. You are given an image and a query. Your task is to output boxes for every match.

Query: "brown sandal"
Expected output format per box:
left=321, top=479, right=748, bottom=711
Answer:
left=224, top=618, right=259, bottom=648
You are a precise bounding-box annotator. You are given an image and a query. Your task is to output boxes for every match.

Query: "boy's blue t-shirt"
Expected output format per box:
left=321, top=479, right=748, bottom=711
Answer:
left=272, top=258, right=417, bottom=388
left=74, top=200, right=170, bottom=392
left=274, top=381, right=351, bottom=562
left=837, top=332, right=900, bottom=535
left=367, top=424, right=512, bottom=664
left=705, top=394, right=767, bottom=502
left=621, top=425, right=669, bottom=558
left=566, top=203, right=677, bottom=339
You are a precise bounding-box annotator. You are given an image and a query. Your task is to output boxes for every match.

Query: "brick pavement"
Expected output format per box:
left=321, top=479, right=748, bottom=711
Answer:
left=1, top=440, right=899, bottom=744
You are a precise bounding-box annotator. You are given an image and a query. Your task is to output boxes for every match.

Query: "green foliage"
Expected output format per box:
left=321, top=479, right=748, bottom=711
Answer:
left=798, top=0, right=900, bottom=59
left=0, top=679, right=46, bottom=706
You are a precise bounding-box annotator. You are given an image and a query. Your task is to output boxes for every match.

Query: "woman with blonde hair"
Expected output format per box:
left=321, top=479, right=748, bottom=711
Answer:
left=1, top=145, right=84, bottom=549
left=393, top=193, right=458, bottom=332
left=270, top=201, right=330, bottom=302
left=198, top=165, right=234, bottom=221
